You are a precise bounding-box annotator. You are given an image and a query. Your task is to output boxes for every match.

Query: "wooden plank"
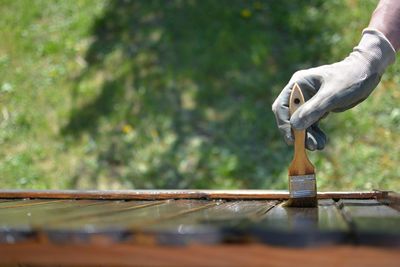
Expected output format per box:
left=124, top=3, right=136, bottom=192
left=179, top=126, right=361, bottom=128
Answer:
left=250, top=199, right=350, bottom=246
left=39, top=200, right=217, bottom=245
left=0, top=200, right=162, bottom=244
left=0, top=200, right=113, bottom=227
left=338, top=199, right=400, bottom=246
left=0, top=200, right=108, bottom=243
left=0, top=189, right=385, bottom=200
left=44, top=200, right=165, bottom=226
left=0, top=199, right=274, bottom=246
left=139, top=200, right=277, bottom=245
left=48, top=200, right=216, bottom=229
left=154, top=200, right=277, bottom=225
left=0, top=200, right=162, bottom=225
left=0, top=243, right=398, bottom=267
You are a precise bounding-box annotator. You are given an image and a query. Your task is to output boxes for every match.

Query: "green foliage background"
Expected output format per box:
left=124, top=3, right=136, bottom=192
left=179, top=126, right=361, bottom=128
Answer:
left=0, top=0, right=399, bottom=190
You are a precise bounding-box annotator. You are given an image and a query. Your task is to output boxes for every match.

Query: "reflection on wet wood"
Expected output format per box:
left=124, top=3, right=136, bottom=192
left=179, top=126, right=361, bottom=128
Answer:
left=138, top=201, right=278, bottom=245
left=0, top=200, right=108, bottom=227
left=47, top=200, right=216, bottom=230
left=251, top=199, right=349, bottom=246
left=150, top=200, right=277, bottom=226
left=46, top=200, right=165, bottom=226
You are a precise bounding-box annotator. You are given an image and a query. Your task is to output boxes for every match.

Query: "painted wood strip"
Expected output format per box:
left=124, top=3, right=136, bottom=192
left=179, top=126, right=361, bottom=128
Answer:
left=0, top=200, right=166, bottom=244
left=133, top=201, right=277, bottom=245
left=338, top=199, right=400, bottom=246
left=0, top=200, right=163, bottom=228
left=250, top=199, right=350, bottom=246
left=0, top=200, right=108, bottom=227
left=39, top=200, right=219, bottom=245
left=152, top=200, right=277, bottom=226
left=47, top=200, right=218, bottom=231
left=0, top=190, right=384, bottom=200
left=0, top=200, right=109, bottom=243
left=141, top=200, right=276, bottom=232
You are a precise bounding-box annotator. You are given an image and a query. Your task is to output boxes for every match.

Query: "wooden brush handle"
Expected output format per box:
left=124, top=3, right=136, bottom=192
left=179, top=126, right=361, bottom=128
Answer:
left=288, top=83, right=315, bottom=175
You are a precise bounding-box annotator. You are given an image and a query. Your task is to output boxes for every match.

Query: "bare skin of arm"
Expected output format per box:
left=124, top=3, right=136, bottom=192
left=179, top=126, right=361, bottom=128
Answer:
left=369, top=0, right=400, bottom=50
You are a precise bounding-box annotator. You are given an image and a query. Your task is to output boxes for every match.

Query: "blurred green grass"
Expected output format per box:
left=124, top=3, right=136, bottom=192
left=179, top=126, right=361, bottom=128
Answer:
left=0, top=0, right=398, bottom=190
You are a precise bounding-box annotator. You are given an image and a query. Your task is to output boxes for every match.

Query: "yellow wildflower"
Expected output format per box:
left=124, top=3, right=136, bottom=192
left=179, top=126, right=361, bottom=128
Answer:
left=122, top=124, right=133, bottom=134
left=240, top=9, right=252, bottom=19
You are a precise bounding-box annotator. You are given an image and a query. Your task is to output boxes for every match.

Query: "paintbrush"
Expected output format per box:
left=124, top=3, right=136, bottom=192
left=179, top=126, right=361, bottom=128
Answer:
left=284, top=83, right=317, bottom=208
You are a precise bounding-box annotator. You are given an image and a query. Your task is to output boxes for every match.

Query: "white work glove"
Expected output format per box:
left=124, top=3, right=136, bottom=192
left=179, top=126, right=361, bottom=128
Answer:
left=272, top=29, right=396, bottom=150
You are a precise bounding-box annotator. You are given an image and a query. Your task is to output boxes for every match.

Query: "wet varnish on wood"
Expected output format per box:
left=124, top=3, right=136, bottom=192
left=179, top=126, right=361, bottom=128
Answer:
left=0, top=190, right=398, bottom=266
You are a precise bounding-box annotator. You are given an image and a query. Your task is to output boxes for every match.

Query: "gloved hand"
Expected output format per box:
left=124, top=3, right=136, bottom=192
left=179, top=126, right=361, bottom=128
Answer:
left=272, top=29, right=396, bottom=150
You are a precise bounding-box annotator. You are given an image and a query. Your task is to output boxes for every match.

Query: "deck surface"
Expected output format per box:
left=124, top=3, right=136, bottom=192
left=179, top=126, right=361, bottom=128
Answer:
left=0, top=190, right=399, bottom=266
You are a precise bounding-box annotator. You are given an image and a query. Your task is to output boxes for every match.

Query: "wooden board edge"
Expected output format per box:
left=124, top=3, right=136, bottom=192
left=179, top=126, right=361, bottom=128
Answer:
left=0, top=243, right=398, bottom=267
left=0, top=190, right=388, bottom=200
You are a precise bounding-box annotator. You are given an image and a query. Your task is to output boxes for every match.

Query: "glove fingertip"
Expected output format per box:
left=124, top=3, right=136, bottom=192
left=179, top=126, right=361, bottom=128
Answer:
left=291, top=96, right=328, bottom=130
left=284, top=133, right=294, bottom=145
left=306, top=141, right=316, bottom=151
left=290, top=112, right=307, bottom=130
left=305, top=136, right=316, bottom=151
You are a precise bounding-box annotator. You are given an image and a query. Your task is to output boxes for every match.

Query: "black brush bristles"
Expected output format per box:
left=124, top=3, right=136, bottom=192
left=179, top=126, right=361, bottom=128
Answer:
left=283, top=196, right=318, bottom=208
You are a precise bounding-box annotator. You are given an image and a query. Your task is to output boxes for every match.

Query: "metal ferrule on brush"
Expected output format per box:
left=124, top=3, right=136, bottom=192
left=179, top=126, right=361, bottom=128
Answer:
left=289, top=174, right=316, bottom=198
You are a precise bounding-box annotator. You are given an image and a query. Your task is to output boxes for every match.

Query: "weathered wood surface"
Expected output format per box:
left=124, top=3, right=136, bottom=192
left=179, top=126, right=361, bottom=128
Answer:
left=0, top=189, right=384, bottom=200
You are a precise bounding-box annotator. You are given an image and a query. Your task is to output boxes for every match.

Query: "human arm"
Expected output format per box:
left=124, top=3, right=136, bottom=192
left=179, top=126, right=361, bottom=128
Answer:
left=369, top=0, right=400, bottom=51
left=272, top=0, right=399, bottom=150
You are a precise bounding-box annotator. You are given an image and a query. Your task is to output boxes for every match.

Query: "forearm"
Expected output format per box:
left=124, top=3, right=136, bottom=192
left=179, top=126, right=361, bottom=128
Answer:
left=369, top=0, right=400, bottom=51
